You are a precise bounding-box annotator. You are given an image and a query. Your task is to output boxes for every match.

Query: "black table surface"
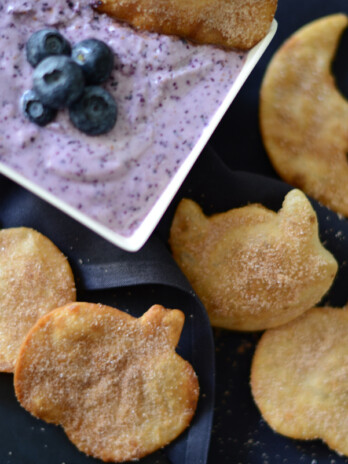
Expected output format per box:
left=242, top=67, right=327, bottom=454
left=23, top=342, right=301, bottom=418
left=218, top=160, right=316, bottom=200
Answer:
left=1, top=1, right=348, bottom=464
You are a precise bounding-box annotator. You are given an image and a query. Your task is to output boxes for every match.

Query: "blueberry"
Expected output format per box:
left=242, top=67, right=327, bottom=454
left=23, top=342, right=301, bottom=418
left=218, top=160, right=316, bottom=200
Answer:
left=72, top=39, right=114, bottom=85
left=21, top=89, right=57, bottom=126
left=33, top=56, right=85, bottom=109
left=69, top=86, right=117, bottom=135
left=26, top=29, right=71, bottom=68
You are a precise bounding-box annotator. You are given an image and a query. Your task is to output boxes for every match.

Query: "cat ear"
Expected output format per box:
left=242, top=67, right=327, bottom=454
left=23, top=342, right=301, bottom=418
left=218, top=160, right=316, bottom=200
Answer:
left=278, top=189, right=318, bottom=241
left=140, top=305, right=185, bottom=349
left=170, top=199, right=208, bottom=245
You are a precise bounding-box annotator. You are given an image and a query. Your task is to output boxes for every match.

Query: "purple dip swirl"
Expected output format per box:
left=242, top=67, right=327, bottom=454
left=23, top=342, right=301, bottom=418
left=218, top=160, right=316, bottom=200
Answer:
left=0, top=0, right=246, bottom=237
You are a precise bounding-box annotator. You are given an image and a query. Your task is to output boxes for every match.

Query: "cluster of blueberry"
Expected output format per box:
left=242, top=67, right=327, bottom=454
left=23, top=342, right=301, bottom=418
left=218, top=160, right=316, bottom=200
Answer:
left=21, top=29, right=118, bottom=136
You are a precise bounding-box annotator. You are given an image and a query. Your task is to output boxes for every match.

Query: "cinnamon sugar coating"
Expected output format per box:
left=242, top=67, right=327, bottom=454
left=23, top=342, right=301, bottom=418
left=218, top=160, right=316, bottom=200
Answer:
left=251, top=306, right=348, bottom=457
left=169, top=189, right=337, bottom=331
left=97, top=0, right=277, bottom=50
left=0, top=227, right=76, bottom=372
left=260, top=14, right=348, bottom=217
left=14, top=302, right=199, bottom=462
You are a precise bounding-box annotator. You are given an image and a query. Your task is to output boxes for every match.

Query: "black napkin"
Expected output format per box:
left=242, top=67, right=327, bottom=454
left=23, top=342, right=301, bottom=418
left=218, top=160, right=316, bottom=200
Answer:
left=0, top=173, right=215, bottom=464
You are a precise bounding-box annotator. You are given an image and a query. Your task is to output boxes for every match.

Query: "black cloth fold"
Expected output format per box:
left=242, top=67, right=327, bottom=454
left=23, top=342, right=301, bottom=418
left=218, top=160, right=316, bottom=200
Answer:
left=0, top=170, right=215, bottom=464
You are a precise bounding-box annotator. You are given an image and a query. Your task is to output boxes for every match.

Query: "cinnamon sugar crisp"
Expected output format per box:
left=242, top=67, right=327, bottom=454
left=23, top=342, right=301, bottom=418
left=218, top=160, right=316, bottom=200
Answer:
left=14, top=303, right=199, bottom=462
left=0, top=227, right=76, bottom=372
left=169, top=189, right=337, bottom=331
left=251, top=307, right=348, bottom=457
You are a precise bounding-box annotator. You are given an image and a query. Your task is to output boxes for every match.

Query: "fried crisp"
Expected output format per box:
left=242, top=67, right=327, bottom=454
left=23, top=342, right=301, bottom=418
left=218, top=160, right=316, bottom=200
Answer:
left=96, top=0, right=277, bottom=50
left=260, top=14, right=348, bottom=217
left=169, top=189, right=337, bottom=331
left=14, top=302, right=199, bottom=462
left=0, top=227, right=76, bottom=372
left=251, top=306, right=348, bottom=457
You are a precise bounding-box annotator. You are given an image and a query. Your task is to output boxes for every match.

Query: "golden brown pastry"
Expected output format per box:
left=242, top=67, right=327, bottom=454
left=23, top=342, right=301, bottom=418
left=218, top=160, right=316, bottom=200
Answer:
left=96, top=0, right=277, bottom=50
left=169, top=189, right=337, bottom=331
left=14, top=302, right=199, bottom=463
left=0, top=227, right=76, bottom=372
left=260, top=14, right=348, bottom=217
left=251, top=306, right=348, bottom=457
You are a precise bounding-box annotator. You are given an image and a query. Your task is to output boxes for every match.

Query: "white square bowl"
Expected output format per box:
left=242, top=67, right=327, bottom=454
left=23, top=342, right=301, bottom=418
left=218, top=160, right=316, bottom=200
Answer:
left=0, top=20, right=277, bottom=251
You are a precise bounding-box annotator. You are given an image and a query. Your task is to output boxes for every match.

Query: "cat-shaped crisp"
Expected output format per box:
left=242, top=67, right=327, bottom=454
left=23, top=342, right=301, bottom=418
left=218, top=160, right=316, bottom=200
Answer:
left=14, top=302, right=199, bottom=462
left=170, top=189, right=337, bottom=331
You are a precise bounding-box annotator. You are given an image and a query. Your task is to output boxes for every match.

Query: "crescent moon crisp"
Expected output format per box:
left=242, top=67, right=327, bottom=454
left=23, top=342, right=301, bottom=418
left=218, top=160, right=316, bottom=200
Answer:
left=96, top=0, right=277, bottom=50
left=260, top=14, right=348, bottom=217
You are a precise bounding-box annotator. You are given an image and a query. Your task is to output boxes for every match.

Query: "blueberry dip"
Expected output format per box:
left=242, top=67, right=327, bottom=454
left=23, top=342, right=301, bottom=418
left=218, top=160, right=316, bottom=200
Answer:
left=0, top=0, right=246, bottom=237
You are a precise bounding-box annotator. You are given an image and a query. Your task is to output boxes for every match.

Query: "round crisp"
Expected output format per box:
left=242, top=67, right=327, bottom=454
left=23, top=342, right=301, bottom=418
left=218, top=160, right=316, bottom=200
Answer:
left=251, top=306, right=348, bottom=457
left=14, top=302, right=199, bottom=462
left=260, top=14, right=348, bottom=217
left=0, top=227, right=76, bottom=372
left=169, top=189, right=337, bottom=331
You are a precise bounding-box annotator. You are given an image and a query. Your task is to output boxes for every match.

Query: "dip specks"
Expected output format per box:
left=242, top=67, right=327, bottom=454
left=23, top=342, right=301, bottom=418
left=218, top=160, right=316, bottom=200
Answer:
left=0, top=0, right=246, bottom=236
